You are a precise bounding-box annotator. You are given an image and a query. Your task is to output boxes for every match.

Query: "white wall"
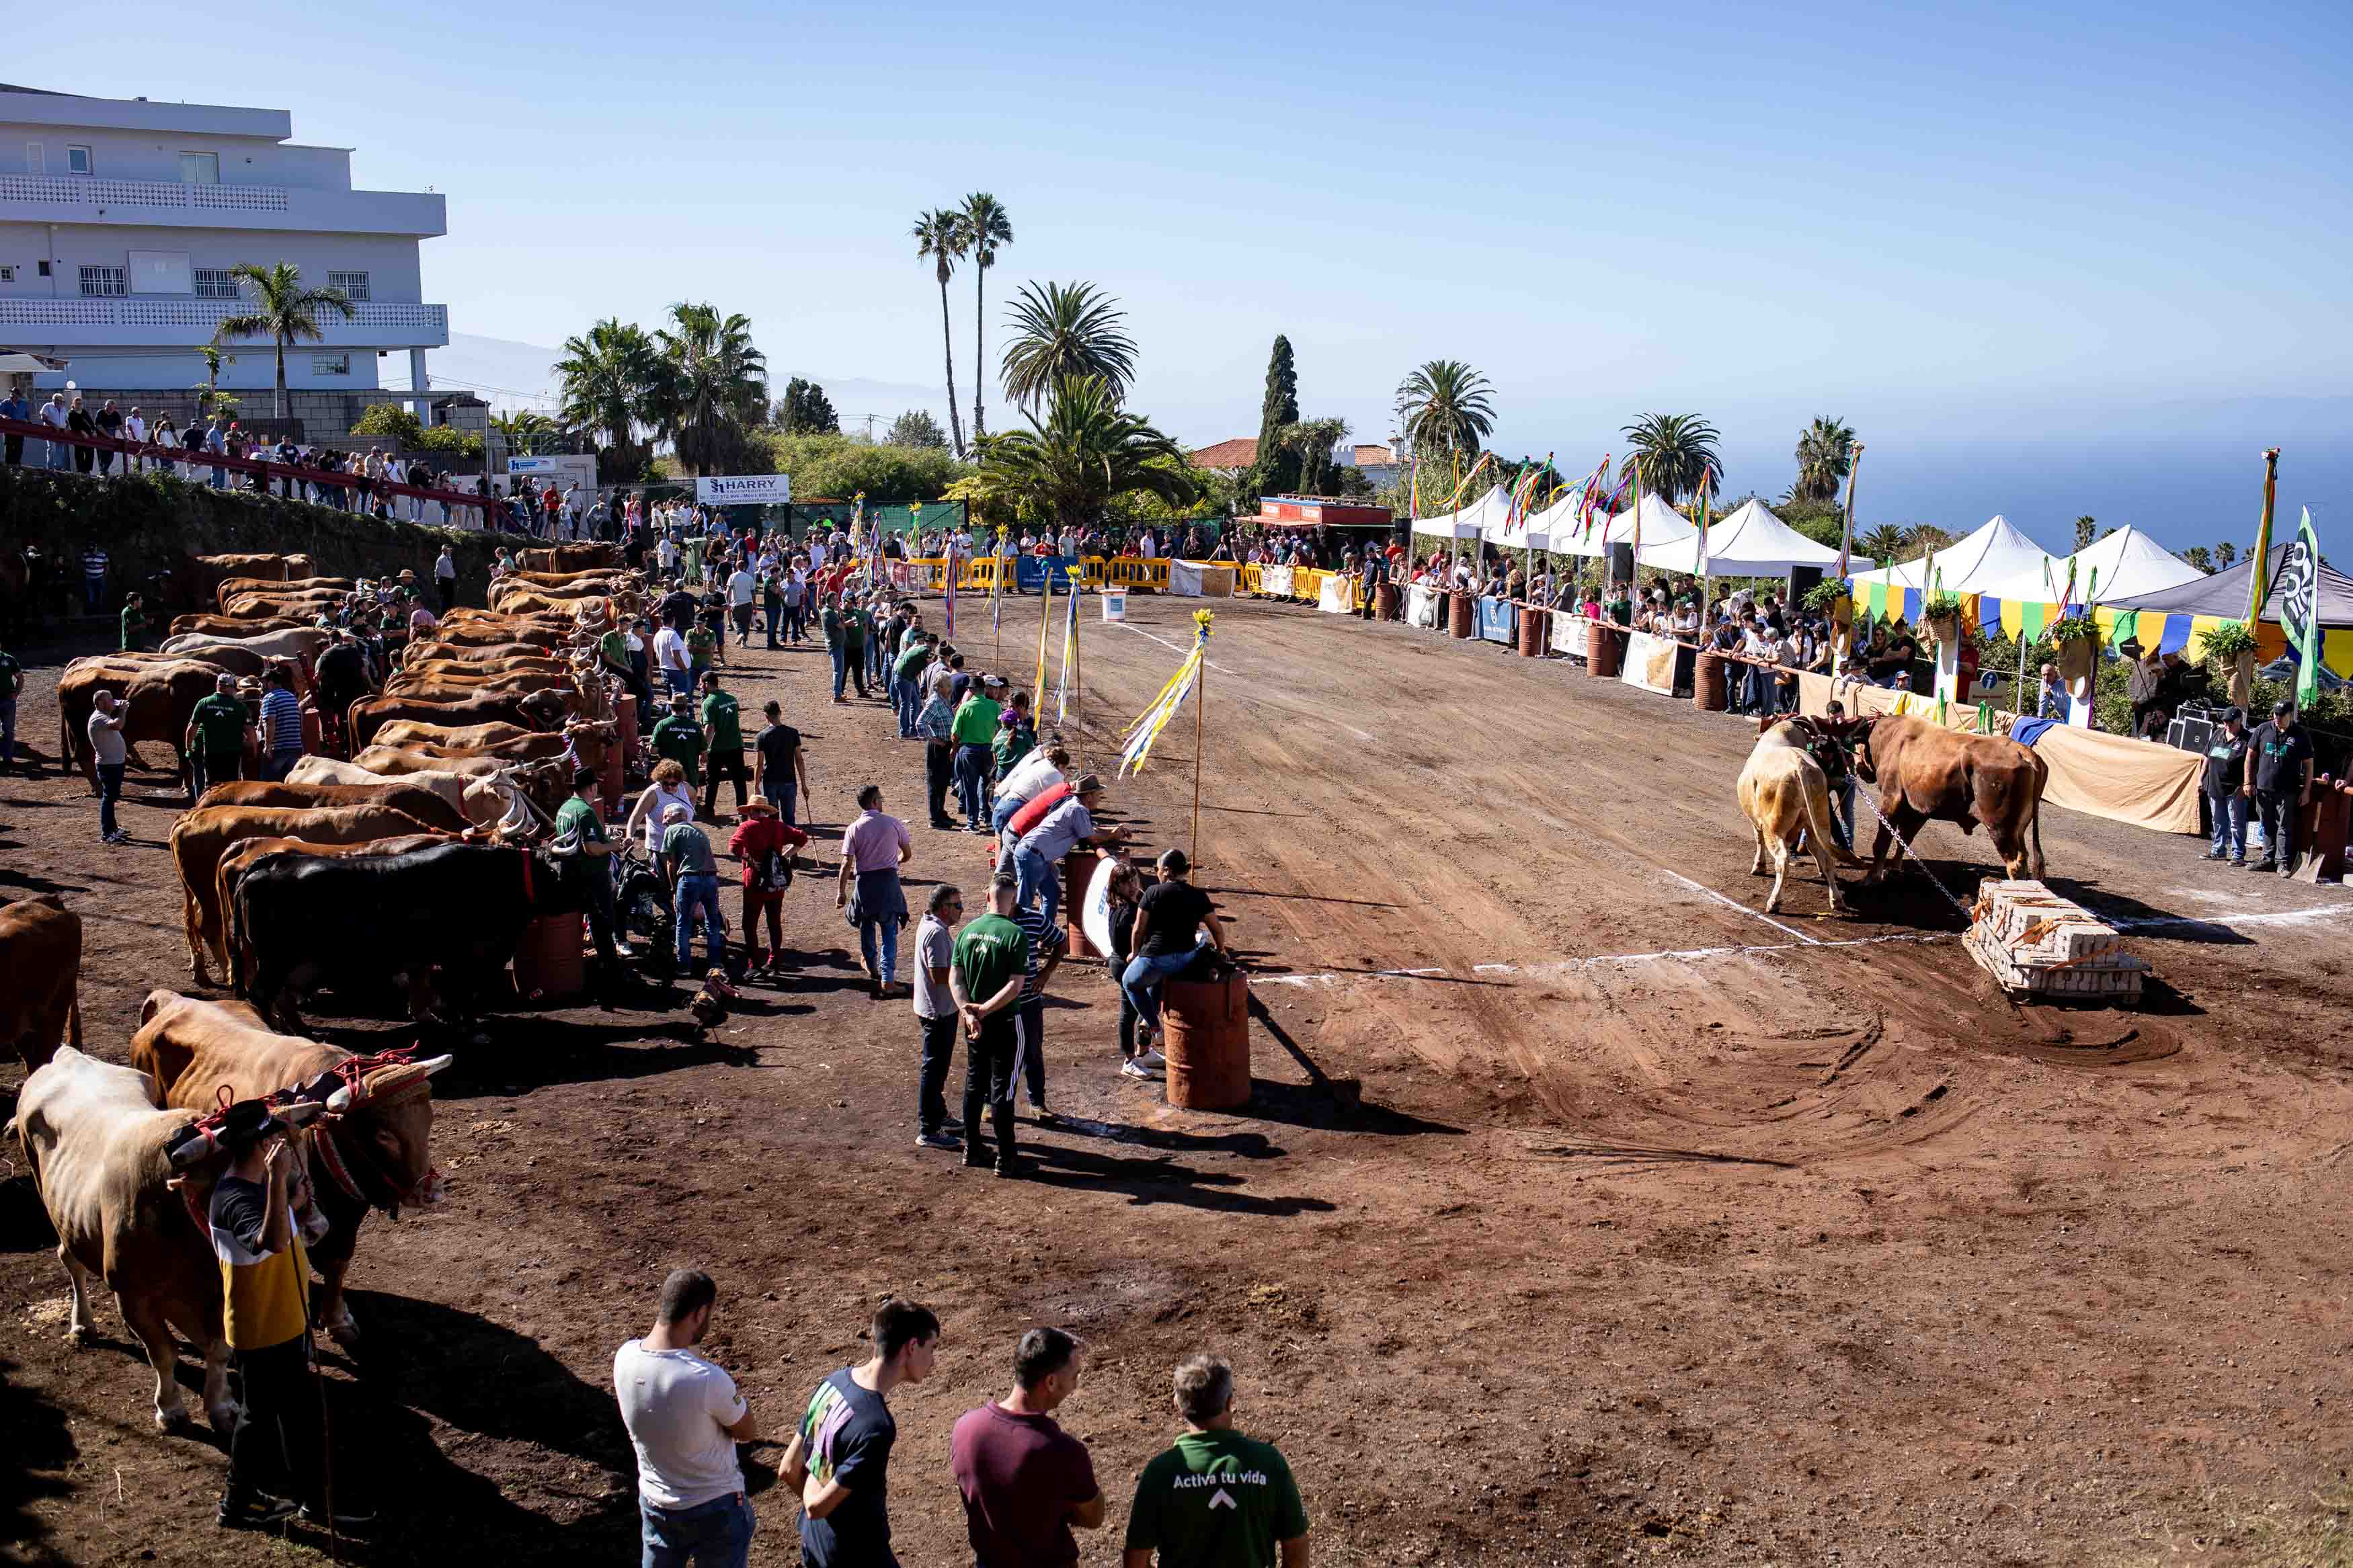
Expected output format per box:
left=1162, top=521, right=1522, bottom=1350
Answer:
left=0, top=221, right=423, bottom=300
left=2, top=121, right=353, bottom=190
left=32, top=347, right=382, bottom=390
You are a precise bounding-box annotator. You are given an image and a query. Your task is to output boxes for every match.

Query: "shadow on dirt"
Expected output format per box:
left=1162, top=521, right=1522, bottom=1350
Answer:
left=0, top=1353, right=76, bottom=1567
left=1244, top=994, right=1466, bottom=1139
left=1019, top=1141, right=1337, bottom=1218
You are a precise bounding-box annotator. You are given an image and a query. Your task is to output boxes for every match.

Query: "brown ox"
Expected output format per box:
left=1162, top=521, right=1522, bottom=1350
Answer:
left=193, top=778, right=473, bottom=832
left=404, top=638, right=567, bottom=663
left=170, top=803, right=438, bottom=985
left=286, top=755, right=518, bottom=825
left=517, top=543, right=620, bottom=573
left=383, top=667, right=576, bottom=700
left=1737, top=719, right=1865, bottom=915
left=346, top=686, right=569, bottom=748
left=341, top=751, right=571, bottom=820
left=217, top=594, right=340, bottom=621
left=1, top=893, right=83, bottom=1072
left=216, top=575, right=354, bottom=610
left=130, top=991, right=454, bottom=1348
left=173, top=552, right=313, bottom=614
left=56, top=656, right=221, bottom=786
left=170, top=612, right=308, bottom=638
left=1851, top=715, right=2048, bottom=885
left=370, top=718, right=551, bottom=751
left=395, top=652, right=571, bottom=678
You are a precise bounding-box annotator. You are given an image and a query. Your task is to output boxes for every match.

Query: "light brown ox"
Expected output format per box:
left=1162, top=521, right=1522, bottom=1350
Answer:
left=1, top=893, right=83, bottom=1072
left=216, top=575, right=354, bottom=610
left=131, top=991, right=454, bottom=1348
left=1736, top=718, right=1865, bottom=916
left=170, top=804, right=438, bottom=985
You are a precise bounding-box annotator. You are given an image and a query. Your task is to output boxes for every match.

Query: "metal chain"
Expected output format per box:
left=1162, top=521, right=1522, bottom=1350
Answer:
left=1851, top=789, right=1979, bottom=923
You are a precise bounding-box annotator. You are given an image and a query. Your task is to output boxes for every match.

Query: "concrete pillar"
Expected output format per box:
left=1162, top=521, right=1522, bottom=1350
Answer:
left=1932, top=636, right=1961, bottom=705
left=408, top=347, right=432, bottom=424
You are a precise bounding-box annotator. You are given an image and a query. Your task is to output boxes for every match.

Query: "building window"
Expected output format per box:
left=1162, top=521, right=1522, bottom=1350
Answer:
left=78, top=265, right=128, bottom=298
left=0, top=265, right=14, bottom=283
left=313, top=353, right=351, bottom=377
left=194, top=267, right=241, bottom=299
left=178, top=151, right=220, bottom=185
left=327, top=270, right=371, bottom=301
left=66, top=145, right=93, bottom=175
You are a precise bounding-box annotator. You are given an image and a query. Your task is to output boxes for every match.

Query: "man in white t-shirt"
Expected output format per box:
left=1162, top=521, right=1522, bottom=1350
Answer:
left=614, top=1269, right=758, bottom=1568
left=653, top=622, right=693, bottom=699
left=725, top=564, right=758, bottom=647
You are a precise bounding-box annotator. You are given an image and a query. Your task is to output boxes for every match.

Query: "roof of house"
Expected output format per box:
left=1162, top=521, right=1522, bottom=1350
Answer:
left=1351, top=444, right=1396, bottom=466
left=1187, top=438, right=1258, bottom=470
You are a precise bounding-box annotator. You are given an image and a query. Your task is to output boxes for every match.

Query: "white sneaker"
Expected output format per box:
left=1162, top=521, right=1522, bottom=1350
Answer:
left=1138, top=1048, right=1168, bottom=1069
left=1121, top=1057, right=1162, bottom=1079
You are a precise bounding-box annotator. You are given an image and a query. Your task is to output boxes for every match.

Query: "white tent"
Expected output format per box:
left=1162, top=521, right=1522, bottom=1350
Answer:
left=1635, top=497, right=1839, bottom=576
left=1528, top=491, right=1698, bottom=559
left=1972, top=524, right=2202, bottom=609
left=1843, top=514, right=2056, bottom=596
left=1410, top=484, right=1507, bottom=541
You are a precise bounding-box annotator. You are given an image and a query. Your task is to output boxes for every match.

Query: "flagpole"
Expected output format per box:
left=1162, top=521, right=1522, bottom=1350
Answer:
left=1190, top=638, right=1206, bottom=871
left=1833, top=442, right=1864, bottom=671
left=2246, top=448, right=2281, bottom=623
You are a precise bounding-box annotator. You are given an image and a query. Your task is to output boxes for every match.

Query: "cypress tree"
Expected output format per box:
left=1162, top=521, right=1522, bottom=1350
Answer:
left=1248, top=335, right=1302, bottom=498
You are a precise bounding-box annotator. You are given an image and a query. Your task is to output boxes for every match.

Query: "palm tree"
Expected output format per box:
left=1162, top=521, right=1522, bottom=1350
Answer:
left=912, top=210, right=969, bottom=457
left=1395, top=360, right=1495, bottom=460
left=2215, top=540, right=2238, bottom=569
left=1619, top=413, right=1723, bottom=505
left=1901, top=524, right=1953, bottom=555
left=1281, top=417, right=1351, bottom=495
left=1858, top=524, right=1909, bottom=563
left=960, top=193, right=1013, bottom=442
left=210, top=261, right=356, bottom=421
left=555, top=317, right=657, bottom=453
left=190, top=344, right=239, bottom=419
left=489, top=409, right=559, bottom=455
left=1791, top=416, right=1856, bottom=503
left=1000, top=281, right=1138, bottom=411
left=971, top=375, right=1197, bottom=531
left=651, top=302, right=768, bottom=476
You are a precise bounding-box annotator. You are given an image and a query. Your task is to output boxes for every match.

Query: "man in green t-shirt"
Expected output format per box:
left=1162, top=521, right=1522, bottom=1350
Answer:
left=554, top=766, right=629, bottom=991
left=698, top=671, right=748, bottom=821
left=120, top=592, right=149, bottom=652
left=1123, top=1355, right=1309, bottom=1568
left=891, top=630, right=934, bottom=739
left=685, top=620, right=717, bottom=679
left=950, top=679, right=1005, bottom=832
left=184, top=674, right=252, bottom=798
left=651, top=694, right=707, bottom=789
left=951, top=873, right=1030, bottom=1175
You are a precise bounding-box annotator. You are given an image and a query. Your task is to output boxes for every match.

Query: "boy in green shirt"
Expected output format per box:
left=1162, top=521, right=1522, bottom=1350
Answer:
left=120, top=592, right=149, bottom=652
left=951, top=874, right=1031, bottom=1175
left=685, top=621, right=717, bottom=679
left=1123, top=1355, right=1310, bottom=1568
left=650, top=694, right=707, bottom=789
left=697, top=671, right=748, bottom=820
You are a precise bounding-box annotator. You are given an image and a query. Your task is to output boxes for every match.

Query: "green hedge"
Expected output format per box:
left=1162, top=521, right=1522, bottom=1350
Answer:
left=0, top=464, right=508, bottom=613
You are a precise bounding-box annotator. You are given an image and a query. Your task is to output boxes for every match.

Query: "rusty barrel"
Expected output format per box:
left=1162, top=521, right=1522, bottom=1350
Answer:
left=1449, top=590, right=1474, bottom=639
left=1693, top=651, right=1729, bottom=710
left=615, top=694, right=641, bottom=777
left=1063, top=846, right=1101, bottom=960
left=1164, top=970, right=1251, bottom=1110
left=1587, top=624, right=1625, bottom=678
left=513, top=911, right=585, bottom=1002
left=1375, top=581, right=1399, bottom=620
left=1517, top=605, right=1548, bottom=657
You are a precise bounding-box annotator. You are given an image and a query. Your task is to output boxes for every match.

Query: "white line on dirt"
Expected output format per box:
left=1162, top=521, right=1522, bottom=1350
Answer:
left=1661, top=868, right=1823, bottom=945
left=2106, top=902, right=2353, bottom=933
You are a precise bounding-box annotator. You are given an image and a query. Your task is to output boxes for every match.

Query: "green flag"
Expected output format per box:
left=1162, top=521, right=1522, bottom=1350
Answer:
left=2280, top=507, right=2323, bottom=710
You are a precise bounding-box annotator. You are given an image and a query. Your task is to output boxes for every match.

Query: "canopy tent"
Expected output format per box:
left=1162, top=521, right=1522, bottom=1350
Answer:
left=2094, top=542, right=2353, bottom=674
left=1410, top=485, right=1508, bottom=541
left=1523, top=491, right=1698, bottom=559
left=1845, top=515, right=2057, bottom=627
left=1635, top=497, right=1839, bottom=576
left=1972, top=525, right=2203, bottom=643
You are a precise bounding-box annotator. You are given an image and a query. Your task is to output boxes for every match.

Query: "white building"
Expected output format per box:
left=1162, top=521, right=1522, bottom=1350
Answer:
left=0, top=83, right=451, bottom=429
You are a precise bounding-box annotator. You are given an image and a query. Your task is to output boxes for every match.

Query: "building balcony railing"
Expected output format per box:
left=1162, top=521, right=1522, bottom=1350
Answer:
left=0, top=296, right=448, bottom=349
left=0, top=173, right=445, bottom=236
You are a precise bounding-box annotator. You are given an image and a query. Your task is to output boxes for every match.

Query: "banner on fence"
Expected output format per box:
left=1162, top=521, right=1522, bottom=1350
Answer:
left=1406, top=583, right=1441, bottom=628
left=1476, top=596, right=1515, bottom=642
left=1620, top=630, right=1679, bottom=695
left=695, top=473, right=793, bottom=505
left=1550, top=613, right=1590, bottom=659
left=1318, top=574, right=1353, bottom=614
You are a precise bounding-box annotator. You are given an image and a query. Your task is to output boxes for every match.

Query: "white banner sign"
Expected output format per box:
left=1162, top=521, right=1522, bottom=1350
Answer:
left=1551, top=612, right=1590, bottom=659
left=695, top=473, right=793, bottom=505
left=1620, top=630, right=1681, bottom=696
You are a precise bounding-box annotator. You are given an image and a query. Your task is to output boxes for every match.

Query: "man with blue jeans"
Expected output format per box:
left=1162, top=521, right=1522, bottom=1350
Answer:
left=1012, top=774, right=1129, bottom=933
left=2201, top=707, right=2250, bottom=866
left=614, top=1268, right=759, bottom=1568
left=662, top=804, right=726, bottom=977
left=892, top=630, right=933, bottom=739
left=1122, top=849, right=1228, bottom=1050
left=87, top=690, right=130, bottom=843
left=951, top=677, right=1004, bottom=831
left=837, top=784, right=913, bottom=997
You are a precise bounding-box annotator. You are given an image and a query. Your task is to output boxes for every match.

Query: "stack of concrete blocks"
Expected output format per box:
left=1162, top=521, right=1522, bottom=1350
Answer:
left=1964, top=879, right=2147, bottom=1003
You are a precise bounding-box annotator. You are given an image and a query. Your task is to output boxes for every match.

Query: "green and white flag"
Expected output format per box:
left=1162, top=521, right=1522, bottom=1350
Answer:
left=2277, top=507, right=2323, bottom=709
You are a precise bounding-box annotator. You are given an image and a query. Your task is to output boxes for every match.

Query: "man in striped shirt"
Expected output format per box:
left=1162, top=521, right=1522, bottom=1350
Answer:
left=1008, top=895, right=1068, bottom=1120
left=258, top=667, right=305, bottom=780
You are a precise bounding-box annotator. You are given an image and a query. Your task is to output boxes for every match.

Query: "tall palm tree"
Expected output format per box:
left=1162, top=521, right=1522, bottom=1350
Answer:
left=489, top=409, right=559, bottom=455
left=971, top=375, right=1197, bottom=531
left=1858, top=524, right=1910, bottom=563
left=1791, top=415, right=1856, bottom=503
left=1619, top=413, right=1723, bottom=505
left=555, top=317, right=657, bottom=453
left=651, top=302, right=769, bottom=477
left=1395, top=360, right=1494, bottom=460
left=960, top=192, right=1012, bottom=442
left=2215, top=540, right=2238, bottom=569
left=1000, top=280, right=1138, bottom=411
left=1901, top=523, right=1952, bottom=554
left=912, top=210, right=969, bottom=457
left=210, top=261, right=356, bottom=421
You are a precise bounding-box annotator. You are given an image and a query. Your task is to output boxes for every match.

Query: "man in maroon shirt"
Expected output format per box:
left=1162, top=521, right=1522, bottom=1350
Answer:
left=950, top=1327, right=1103, bottom=1567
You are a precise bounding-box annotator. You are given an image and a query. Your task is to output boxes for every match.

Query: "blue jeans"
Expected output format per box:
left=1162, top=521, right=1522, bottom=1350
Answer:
left=639, top=1493, right=753, bottom=1568
left=673, top=874, right=723, bottom=970
left=894, top=676, right=921, bottom=737
left=859, top=912, right=900, bottom=985
left=759, top=775, right=797, bottom=827
left=1829, top=774, right=1856, bottom=853
left=97, top=761, right=125, bottom=837
left=210, top=461, right=227, bottom=489
left=954, top=743, right=992, bottom=828
left=990, top=794, right=1021, bottom=836
left=832, top=643, right=865, bottom=699
left=2208, top=790, right=2247, bottom=860
left=1011, top=842, right=1061, bottom=930
left=47, top=439, right=71, bottom=470
left=84, top=574, right=106, bottom=615
left=1123, top=943, right=1211, bottom=1034
left=661, top=667, right=694, bottom=700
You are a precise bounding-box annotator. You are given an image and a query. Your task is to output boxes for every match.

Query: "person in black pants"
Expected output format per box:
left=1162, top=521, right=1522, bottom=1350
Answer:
left=953, top=874, right=1031, bottom=1176
left=2246, top=698, right=2315, bottom=876
left=912, top=884, right=965, bottom=1150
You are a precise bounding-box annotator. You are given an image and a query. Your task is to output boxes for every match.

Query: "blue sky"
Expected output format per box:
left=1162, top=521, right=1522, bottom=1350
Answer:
left=22, top=0, right=2350, bottom=549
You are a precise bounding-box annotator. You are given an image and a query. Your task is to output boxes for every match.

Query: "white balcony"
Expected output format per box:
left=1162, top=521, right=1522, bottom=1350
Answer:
left=0, top=173, right=445, bottom=237
left=0, top=296, right=448, bottom=349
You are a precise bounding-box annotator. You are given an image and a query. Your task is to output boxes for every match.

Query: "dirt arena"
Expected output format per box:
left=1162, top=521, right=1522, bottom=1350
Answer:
left=6, top=587, right=2352, bottom=1567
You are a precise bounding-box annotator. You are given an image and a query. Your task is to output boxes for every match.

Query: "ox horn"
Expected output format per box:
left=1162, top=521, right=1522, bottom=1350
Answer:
left=327, top=1080, right=365, bottom=1112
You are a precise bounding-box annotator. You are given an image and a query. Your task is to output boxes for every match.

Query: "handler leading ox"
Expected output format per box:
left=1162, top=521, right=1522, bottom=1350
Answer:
left=131, top=991, right=450, bottom=1348
left=1851, top=715, right=2048, bottom=885
left=1737, top=718, right=1863, bottom=915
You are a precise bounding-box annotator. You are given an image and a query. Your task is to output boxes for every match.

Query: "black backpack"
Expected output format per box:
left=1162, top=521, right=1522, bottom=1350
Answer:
left=752, top=843, right=793, bottom=893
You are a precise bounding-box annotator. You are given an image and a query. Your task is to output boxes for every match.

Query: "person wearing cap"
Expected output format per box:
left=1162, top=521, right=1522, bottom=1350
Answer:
left=892, top=628, right=936, bottom=739
left=2245, top=698, right=2315, bottom=876
left=950, top=676, right=1005, bottom=832
left=186, top=673, right=254, bottom=798
left=1012, top=774, right=1130, bottom=932
left=209, top=1100, right=372, bottom=1532
left=994, top=691, right=1037, bottom=778
left=2200, top=707, right=2251, bottom=866
left=1121, top=849, right=1230, bottom=1057
left=661, top=802, right=727, bottom=977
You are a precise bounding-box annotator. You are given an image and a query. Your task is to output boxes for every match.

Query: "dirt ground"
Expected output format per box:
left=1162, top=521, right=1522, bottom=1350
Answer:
left=5, top=587, right=2352, bottom=1568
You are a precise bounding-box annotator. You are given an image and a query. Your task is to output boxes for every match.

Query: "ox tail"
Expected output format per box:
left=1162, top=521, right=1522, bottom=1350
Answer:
left=69, top=990, right=81, bottom=1048
left=225, top=865, right=249, bottom=999
left=1798, top=767, right=1858, bottom=874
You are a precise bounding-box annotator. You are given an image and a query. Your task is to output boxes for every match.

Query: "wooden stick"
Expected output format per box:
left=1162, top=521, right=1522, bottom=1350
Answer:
left=1191, top=649, right=1206, bottom=871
